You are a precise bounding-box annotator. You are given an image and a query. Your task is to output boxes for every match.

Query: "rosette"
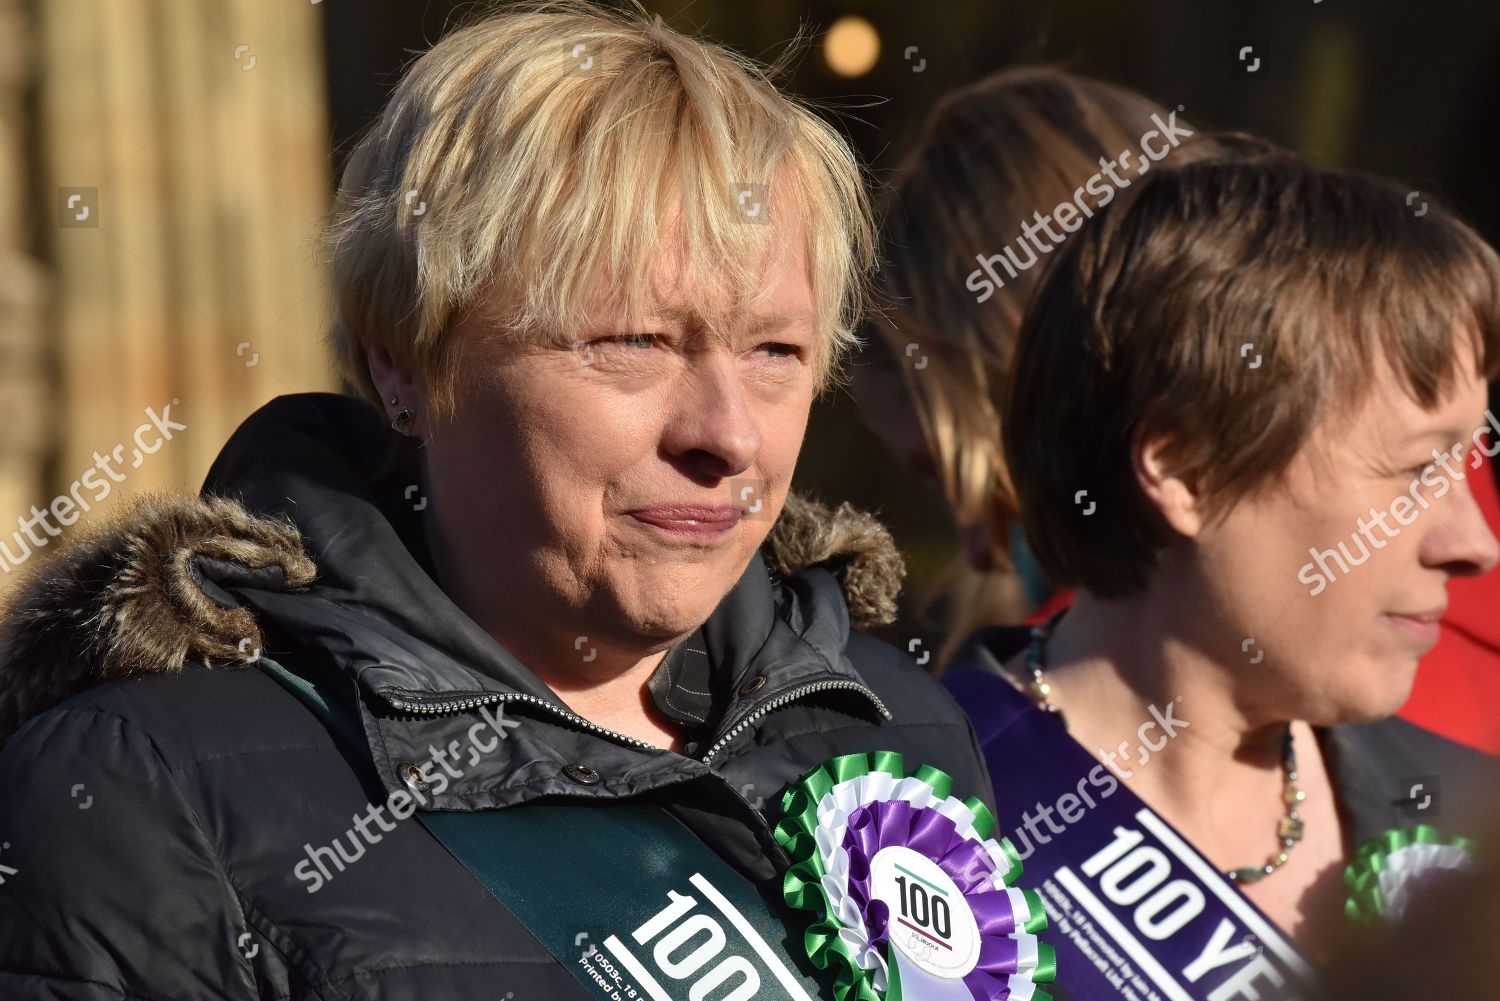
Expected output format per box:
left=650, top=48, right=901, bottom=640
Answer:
left=774, top=750, right=1056, bottom=1001
left=1343, top=823, right=1477, bottom=924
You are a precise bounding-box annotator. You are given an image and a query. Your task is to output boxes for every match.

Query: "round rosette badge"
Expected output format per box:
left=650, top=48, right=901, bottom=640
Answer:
left=774, top=751, right=1056, bottom=1001
left=1344, top=824, right=1477, bottom=925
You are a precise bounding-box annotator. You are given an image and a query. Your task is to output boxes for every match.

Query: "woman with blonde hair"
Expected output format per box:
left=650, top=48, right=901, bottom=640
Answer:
left=0, top=6, right=1041, bottom=999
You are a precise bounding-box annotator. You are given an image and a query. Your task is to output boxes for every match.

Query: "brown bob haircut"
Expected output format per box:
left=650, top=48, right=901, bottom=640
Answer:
left=1006, top=142, right=1500, bottom=599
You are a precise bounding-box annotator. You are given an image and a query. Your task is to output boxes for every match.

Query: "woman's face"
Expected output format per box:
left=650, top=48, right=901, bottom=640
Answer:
left=1185, top=349, right=1498, bottom=724
left=415, top=228, right=818, bottom=661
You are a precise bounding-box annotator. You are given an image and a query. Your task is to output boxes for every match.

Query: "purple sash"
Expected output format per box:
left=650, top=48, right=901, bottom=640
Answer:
left=944, top=669, right=1315, bottom=1001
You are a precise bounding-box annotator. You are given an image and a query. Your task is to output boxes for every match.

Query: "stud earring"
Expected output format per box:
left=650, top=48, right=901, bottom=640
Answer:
left=391, top=404, right=415, bottom=435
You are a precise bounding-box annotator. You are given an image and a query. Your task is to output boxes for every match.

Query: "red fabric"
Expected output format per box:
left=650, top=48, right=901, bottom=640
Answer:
left=1397, top=442, right=1500, bottom=753
left=1024, top=587, right=1074, bottom=626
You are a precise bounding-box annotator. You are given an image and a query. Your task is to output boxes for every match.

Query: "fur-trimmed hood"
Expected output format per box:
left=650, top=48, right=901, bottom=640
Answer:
left=0, top=393, right=904, bottom=744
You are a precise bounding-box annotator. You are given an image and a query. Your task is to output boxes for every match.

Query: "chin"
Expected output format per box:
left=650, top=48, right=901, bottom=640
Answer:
left=1331, top=668, right=1417, bottom=724
left=618, top=591, right=719, bottom=639
left=609, top=557, right=747, bottom=638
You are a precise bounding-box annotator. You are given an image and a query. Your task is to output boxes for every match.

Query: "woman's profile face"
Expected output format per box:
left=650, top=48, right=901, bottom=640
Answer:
left=1187, top=344, right=1498, bottom=724
left=419, top=222, right=819, bottom=651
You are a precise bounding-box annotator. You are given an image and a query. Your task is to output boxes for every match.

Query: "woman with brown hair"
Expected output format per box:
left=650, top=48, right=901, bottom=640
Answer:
left=947, top=146, right=1500, bottom=998
left=865, top=65, right=1500, bottom=998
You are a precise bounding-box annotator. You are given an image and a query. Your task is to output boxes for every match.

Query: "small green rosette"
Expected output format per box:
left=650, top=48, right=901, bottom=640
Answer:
left=773, top=751, right=1056, bottom=1001
left=1343, top=823, right=1477, bottom=924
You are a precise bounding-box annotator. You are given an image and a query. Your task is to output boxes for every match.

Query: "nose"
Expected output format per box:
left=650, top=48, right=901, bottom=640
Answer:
left=660, top=349, right=763, bottom=481
left=1424, top=466, right=1500, bottom=579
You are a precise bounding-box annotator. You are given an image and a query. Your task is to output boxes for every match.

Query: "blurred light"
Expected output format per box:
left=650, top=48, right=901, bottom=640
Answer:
left=824, top=15, right=880, bottom=78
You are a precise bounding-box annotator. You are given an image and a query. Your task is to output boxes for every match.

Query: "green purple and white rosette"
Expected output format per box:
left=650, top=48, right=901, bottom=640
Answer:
left=774, top=751, right=1056, bottom=1001
left=1343, top=824, right=1477, bottom=924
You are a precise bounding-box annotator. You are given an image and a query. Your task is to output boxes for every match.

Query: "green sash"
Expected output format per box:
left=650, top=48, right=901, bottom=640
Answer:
left=258, top=657, right=830, bottom=1001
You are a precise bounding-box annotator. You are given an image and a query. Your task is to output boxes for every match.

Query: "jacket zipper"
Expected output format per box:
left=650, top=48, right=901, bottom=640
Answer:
left=379, top=680, right=891, bottom=765
left=699, top=679, right=892, bottom=766
left=379, top=689, right=657, bottom=751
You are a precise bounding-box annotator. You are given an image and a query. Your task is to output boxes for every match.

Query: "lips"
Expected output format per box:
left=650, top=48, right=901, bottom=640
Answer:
left=627, top=504, right=743, bottom=540
left=1385, top=608, right=1445, bottom=646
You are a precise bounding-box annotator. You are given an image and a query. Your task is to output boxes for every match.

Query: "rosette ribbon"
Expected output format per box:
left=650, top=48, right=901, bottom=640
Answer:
left=1343, top=823, right=1477, bottom=924
left=774, top=751, right=1056, bottom=1001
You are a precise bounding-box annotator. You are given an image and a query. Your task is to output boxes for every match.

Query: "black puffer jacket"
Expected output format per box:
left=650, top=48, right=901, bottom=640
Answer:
left=0, top=392, right=994, bottom=1001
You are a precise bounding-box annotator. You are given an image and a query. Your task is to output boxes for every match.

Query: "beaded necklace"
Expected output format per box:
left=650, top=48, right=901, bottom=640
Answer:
left=1021, top=610, right=1305, bottom=884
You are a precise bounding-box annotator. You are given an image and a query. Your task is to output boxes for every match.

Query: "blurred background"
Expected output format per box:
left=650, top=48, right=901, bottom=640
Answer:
left=5, top=0, right=1500, bottom=643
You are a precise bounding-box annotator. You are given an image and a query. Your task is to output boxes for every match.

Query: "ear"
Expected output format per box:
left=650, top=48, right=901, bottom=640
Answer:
left=365, top=343, right=426, bottom=427
left=1132, top=428, right=1206, bottom=538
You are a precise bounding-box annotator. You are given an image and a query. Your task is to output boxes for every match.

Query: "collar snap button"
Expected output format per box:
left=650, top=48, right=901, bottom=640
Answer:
left=739, top=675, right=767, bottom=697
left=564, top=763, right=600, bottom=785
left=399, top=761, right=430, bottom=793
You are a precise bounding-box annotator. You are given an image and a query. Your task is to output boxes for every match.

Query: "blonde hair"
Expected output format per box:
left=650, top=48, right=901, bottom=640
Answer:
left=880, top=67, right=1215, bottom=563
left=875, top=67, right=1218, bottom=665
left=323, top=0, right=874, bottom=419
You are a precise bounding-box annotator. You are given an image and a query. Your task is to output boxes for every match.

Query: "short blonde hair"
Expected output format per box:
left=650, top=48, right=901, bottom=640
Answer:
left=323, top=0, right=874, bottom=419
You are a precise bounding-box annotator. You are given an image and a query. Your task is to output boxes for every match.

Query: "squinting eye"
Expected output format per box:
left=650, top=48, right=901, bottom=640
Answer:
left=753, top=342, right=800, bottom=359
left=1401, top=462, right=1432, bottom=479
left=606, top=333, right=658, bottom=349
